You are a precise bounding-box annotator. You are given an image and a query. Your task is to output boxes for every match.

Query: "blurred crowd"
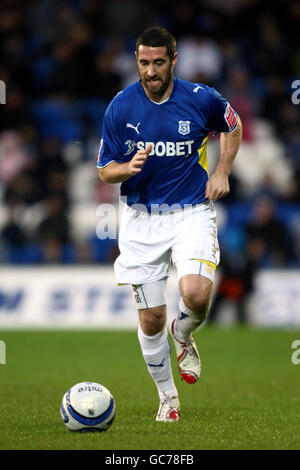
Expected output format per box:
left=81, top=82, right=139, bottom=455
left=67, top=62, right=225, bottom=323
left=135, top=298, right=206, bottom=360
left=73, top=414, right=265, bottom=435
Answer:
left=0, top=0, right=299, bottom=307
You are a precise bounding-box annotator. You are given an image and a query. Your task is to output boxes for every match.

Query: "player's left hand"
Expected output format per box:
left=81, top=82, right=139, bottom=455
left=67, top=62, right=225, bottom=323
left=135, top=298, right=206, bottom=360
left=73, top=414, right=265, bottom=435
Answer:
left=205, top=171, right=230, bottom=201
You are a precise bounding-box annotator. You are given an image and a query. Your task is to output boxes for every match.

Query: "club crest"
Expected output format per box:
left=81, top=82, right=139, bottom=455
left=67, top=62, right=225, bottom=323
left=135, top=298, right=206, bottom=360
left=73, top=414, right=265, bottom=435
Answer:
left=178, top=120, right=191, bottom=135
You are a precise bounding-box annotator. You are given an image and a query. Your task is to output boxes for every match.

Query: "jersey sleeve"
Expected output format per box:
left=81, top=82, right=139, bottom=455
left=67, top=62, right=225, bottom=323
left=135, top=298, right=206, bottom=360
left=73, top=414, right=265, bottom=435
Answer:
left=206, top=87, right=238, bottom=134
left=96, top=101, right=123, bottom=168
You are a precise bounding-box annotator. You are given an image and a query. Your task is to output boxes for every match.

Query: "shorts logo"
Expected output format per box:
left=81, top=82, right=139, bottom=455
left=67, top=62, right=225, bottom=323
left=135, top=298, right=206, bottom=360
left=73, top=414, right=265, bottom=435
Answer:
left=206, top=266, right=213, bottom=275
left=224, top=103, right=237, bottom=130
left=178, top=120, right=191, bottom=135
left=132, top=285, right=142, bottom=304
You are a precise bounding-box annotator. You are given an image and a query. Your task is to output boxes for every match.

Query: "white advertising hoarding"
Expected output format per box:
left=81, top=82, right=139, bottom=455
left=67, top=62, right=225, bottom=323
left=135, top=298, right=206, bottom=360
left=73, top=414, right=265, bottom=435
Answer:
left=254, top=270, right=300, bottom=327
left=0, top=267, right=180, bottom=329
left=0, top=267, right=300, bottom=329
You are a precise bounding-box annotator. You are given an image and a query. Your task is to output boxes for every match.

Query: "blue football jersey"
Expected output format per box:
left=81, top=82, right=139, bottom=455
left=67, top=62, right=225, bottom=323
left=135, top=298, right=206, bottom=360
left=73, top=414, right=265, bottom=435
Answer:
left=97, top=77, right=238, bottom=211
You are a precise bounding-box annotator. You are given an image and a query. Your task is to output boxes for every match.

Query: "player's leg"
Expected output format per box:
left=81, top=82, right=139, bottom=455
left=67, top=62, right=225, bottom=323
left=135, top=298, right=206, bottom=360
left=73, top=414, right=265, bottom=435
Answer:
left=132, top=281, right=179, bottom=422
left=170, top=274, right=213, bottom=384
left=114, top=205, right=178, bottom=419
left=176, top=273, right=213, bottom=339
left=171, top=202, right=220, bottom=383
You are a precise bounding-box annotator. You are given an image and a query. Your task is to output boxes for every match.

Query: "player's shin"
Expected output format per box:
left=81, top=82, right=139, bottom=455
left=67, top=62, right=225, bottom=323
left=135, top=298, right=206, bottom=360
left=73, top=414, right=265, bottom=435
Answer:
left=171, top=297, right=202, bottom=384
left=173, top=297, right=204, bottom=343
left=137, top=324, right=178, bottom=399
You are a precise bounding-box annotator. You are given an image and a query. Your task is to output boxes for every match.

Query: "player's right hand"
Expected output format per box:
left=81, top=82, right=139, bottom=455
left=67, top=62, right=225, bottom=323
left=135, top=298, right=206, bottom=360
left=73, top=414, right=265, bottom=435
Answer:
left=127, top=144, right=152, bottom=175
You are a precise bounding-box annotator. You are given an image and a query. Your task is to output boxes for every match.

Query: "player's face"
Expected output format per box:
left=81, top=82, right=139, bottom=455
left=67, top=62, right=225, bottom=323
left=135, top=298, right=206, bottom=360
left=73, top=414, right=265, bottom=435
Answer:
left=136, top=46, right=177, bottom=100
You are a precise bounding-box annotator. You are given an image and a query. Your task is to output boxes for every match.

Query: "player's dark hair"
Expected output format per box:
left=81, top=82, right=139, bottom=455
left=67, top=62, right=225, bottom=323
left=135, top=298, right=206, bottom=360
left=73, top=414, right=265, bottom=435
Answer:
left=136, top=27, right=176, bottom=59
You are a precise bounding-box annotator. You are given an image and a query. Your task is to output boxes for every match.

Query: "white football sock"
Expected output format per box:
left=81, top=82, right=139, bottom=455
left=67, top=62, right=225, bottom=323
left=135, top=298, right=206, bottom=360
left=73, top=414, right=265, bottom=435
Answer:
left=173, top=297, right=203, bottom=343
left=138, top=324, right=178, bottom=400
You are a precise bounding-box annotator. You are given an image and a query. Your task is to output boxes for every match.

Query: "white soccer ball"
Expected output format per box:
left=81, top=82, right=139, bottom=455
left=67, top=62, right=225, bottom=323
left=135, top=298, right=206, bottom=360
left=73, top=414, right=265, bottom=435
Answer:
left=60, top=381, right=116, bottom=432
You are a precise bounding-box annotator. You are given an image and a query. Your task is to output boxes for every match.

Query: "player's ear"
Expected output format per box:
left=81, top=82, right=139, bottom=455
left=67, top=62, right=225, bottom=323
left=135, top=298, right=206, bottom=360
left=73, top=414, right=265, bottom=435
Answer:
left=172, top=52, right=178, bottom=68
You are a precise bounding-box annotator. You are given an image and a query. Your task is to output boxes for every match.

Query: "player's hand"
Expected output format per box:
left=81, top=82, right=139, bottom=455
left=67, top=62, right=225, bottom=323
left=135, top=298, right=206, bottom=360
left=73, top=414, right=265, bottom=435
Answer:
left=127, top=144, right=152, bottom=176
left=205, top=170, right=230, bottom=201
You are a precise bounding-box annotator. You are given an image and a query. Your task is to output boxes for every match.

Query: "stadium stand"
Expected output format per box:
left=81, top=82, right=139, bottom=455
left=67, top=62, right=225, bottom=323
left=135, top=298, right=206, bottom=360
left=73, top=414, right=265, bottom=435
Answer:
left=0, top=0, right=299, bottom=281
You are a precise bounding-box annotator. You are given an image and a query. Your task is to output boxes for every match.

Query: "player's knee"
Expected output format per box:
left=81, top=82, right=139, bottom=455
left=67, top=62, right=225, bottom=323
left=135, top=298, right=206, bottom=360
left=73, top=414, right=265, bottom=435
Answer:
left=139, top=306, right=166, bottom=336
left=182, top=289, right=211, bottom=320
left=180, top=275, right=213, bottom=320
left=132, top=280, right=167, bottom=335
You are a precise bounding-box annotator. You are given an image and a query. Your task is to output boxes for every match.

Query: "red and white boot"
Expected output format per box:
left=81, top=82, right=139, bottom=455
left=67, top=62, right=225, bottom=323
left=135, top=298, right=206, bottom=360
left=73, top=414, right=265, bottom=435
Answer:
left=156, top=393, right=180, bottom=422
left=171, top=319, right=201, bottom=384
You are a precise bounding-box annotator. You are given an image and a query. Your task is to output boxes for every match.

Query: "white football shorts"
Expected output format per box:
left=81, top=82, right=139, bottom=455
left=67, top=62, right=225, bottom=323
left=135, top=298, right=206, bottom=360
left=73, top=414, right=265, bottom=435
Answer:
left=114, top=201, right=220, bottom=285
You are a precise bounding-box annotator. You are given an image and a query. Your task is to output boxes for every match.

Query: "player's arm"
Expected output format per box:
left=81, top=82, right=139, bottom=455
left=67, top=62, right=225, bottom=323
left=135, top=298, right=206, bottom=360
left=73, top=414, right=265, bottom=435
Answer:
left=98, top=144, right=153, bottom=183
left=205, top=115, right=242, bottom=201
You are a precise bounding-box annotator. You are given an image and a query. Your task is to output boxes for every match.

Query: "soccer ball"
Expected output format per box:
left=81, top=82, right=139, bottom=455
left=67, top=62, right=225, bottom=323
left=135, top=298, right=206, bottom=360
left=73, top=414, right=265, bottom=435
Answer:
left=60, top=381, right=116, bottom=432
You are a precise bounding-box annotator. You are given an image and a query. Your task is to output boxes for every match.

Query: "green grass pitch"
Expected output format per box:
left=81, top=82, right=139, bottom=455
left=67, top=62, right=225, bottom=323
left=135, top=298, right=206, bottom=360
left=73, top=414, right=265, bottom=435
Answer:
left=0, top=326, right=299, bottom=450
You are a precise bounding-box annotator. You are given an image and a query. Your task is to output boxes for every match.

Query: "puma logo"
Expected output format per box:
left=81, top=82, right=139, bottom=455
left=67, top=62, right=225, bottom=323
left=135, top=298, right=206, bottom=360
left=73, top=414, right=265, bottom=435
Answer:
left=126, top=122, right=141, bottom=134
left=193, top=85, right=204, bottom=93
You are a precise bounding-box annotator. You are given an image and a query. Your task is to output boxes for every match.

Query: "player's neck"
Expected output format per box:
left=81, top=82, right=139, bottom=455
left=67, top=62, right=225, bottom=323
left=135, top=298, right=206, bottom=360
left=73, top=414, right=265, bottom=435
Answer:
left=142, top=76, right=174, bottom=103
